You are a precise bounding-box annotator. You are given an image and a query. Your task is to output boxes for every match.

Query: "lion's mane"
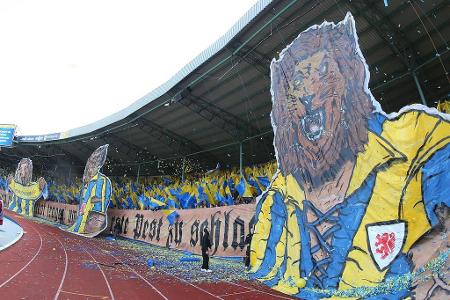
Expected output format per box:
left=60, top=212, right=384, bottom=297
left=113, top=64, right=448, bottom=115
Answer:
left=271, top=16, right=375, bottom=187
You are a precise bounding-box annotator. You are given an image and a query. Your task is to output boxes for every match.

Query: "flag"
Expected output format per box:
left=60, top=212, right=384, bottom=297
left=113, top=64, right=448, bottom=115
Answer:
left=125, top=196, right=135, bottom=209
left=42, top=184, right=49, bottom=200
left=247, top=176, right=262, bottom=195
left=197, top=186, right=210, bottom=208
left=242, top=180, right=256, bottom=197
left=162, top=177, right=172, bottom=185
left=225, top=194, right=234, bottom=206
left=215, top=191, right=226, bottom=205
left=148, top=197, right=166, bottom=210
left=162, top=209, right=180, bottom=225
left=205, top=162, right=221, bottom=175
left=166, top=198, right=177, bottom=209
left=236, top=177, right=255, bottom=197
left=236, top=178, right=245, bottom=196
left=155, top=194, right=166, bottom=203
left=178, top=192, right=191, bottom=209
left=137, top=194, right=147, bottom=210
left=257, top=176, right=270, bottom=189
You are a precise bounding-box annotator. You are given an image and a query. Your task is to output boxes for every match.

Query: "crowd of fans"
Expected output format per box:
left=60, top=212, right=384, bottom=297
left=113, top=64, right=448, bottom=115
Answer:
left=0, top=161, right=277, bottom=210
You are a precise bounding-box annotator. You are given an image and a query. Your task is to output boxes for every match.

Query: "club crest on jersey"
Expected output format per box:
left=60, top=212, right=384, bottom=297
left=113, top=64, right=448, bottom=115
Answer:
left=366, top=221, right=406, bottom=271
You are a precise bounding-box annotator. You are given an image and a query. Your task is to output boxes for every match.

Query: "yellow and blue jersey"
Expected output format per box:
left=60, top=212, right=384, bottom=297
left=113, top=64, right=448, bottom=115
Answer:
left=67, top=172, right=112, bottom=235
left=8, top=194, right=36, bottom=217
left=250, top=110, right=450, bottom=299
left=8, top=181, right=46, bottom=217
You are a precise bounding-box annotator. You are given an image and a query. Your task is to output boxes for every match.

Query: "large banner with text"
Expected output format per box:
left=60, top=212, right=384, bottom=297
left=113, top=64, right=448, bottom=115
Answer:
left=30, top=197, right=256, bottom=257
left=108, top=204, right=256, bottom=257
left=34, top=200, right=78, bottom=225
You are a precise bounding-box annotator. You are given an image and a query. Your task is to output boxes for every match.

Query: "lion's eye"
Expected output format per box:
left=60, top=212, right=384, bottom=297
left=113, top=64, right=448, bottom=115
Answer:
left=319, top=62, right=328, bottom=77
left=292, top=73, right=304, bottom=87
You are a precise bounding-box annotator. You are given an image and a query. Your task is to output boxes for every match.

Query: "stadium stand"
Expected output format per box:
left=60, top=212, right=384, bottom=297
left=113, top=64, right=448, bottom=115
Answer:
left=1, top=161, right=277, bottom=210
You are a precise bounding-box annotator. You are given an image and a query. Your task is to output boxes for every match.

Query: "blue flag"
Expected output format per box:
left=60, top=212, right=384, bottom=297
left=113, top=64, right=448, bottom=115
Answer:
left=225, top=194, right=234, bottom=206
left=257, top=176, right=270, bottom=189
left=197, top=186, right=210, bottom=208
left=125, top=196, right=135, bottom=209
left=247, top=176, right=262, bottom=195
left=215, top=191, right=226, bottom=205
left=236, top=178, right=245, bottom=196
left=164, top=210, right=180, bottom=225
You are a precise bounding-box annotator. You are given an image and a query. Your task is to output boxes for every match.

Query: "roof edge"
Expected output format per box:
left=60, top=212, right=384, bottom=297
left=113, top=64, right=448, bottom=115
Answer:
left=15, top=0, right=274, bottom=144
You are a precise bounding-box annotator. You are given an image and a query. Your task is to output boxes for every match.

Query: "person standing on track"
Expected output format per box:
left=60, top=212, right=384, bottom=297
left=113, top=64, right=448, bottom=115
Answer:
left=201, top=228, right=212, bottom=272
left=113, top=218, right=122, bottom=239
left=167, top=224, right=174, bottom=248
left=244, top=226, right=254, bottom=269
left=59, top=209, right=64, bottom=224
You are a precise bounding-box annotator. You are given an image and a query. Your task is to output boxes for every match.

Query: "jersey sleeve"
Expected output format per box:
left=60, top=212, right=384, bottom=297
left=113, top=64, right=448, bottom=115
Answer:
left=421, top=142, right=450, bottom=226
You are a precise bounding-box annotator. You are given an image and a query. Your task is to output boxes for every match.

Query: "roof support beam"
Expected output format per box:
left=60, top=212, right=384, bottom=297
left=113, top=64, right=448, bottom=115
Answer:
left=229, top=43, right=271, bottom=78
left=186, top=2, right=345, bottom=109
left=138, top=118, right=201, bottom=155
left=368, top=20, right=449, bottom=75
left=0, top=154, right=16, bottom=167
left=3, top=147, right=29, bottom=162
left=361, top=0, right=447, bottom=49
left=175, top=89, right=259, bottom=141
left=78, top=140, right=121, bottom=166
left=51, top=144, right=86, bottom=166
left=171, top=85, right=271, bottom=135
left=105, top=133, right=157, bottom=162
left=412, top=71, right=428, bottom=105
left=14, top=145, right=60, bottom=171
left=348, top=0, right=421, bottom=71
left=137, top=119, right=222, bottom=166
left=370, top=45, right=449, bottom=91
left=190, top=1, right=345, bottom=100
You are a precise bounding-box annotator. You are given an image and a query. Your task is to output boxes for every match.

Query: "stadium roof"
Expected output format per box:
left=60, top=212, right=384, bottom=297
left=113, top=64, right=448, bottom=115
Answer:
left=1, top=0, right=449, bottom=177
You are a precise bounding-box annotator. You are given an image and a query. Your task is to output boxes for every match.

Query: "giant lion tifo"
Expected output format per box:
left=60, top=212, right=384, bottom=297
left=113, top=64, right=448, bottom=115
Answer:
left=249, top=12, right=450, bottom=299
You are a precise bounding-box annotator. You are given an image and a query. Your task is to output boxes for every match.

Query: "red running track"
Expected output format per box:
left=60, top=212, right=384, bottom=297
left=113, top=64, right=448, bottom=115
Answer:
left=0, top=211, right=296, bottom=300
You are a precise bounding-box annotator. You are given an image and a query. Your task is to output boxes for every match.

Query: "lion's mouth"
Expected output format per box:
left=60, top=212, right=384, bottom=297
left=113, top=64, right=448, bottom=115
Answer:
left=300, top=108, right=325, bottom=141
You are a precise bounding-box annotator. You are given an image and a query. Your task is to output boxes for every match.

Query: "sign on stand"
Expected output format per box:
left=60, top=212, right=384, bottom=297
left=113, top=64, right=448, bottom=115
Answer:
left=0, top=125, right=16, bottom=148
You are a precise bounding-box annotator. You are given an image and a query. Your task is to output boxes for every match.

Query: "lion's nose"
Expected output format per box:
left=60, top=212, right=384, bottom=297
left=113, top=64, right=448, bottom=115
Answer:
left=300, top=94, right=314, bottom=105
left=299, top=94, right=315, bottom=111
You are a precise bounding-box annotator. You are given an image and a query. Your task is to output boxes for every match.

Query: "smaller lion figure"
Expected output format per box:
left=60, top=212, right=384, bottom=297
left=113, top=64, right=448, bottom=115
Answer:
left=7, top=158, right=47, bottom=217
left=65, top=144, right=112, bottom=237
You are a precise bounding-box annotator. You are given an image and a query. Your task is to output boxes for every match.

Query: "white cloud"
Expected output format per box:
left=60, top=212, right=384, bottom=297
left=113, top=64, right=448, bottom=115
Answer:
left=0, top=0, right=257, bottom=135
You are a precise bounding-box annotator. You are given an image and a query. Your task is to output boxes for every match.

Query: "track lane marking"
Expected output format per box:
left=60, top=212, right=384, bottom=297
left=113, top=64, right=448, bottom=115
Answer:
left=86, top=240, right=169, bottom=300
left=54, top=236, right=68, bottom=300
left=83, top=248, right=115, bottom=300
left=60, top=290, right=109, bottom=299
left=226, top=281, right=294, bottom=299
left=0, top=221, right=43, bottom=288
left=43, top=226, right=116, bottom=300
left=98, top=240, right=223, bottom=300
left=4, top=215, right=293, bottom=300
left=158, top=268, right=224, bottom=299
left=219, top=290, right=254, bottom=297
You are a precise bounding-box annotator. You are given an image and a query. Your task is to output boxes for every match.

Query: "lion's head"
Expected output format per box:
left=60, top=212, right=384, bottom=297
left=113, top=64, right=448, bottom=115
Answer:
left=83, top=144, right=108, bottom=184
left=271, top=13, right=375, bottom=188
left=14, top=158, right=33, bottom=185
